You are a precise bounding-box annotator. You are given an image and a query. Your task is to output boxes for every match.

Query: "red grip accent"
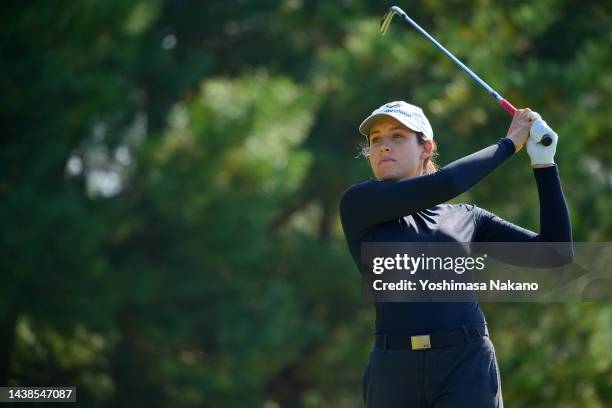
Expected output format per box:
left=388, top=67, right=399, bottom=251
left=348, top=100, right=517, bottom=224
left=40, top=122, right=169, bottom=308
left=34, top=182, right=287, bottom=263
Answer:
left=499, top=99, right=517, bottom=116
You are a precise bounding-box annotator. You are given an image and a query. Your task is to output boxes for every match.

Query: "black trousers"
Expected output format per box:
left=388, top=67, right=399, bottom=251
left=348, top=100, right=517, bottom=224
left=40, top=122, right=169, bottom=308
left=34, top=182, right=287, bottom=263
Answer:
left=362, top=335, right=503, bottom=407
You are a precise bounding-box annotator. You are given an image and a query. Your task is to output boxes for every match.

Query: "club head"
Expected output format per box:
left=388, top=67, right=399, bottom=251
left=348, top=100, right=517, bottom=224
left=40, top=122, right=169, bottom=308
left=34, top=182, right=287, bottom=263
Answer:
left=380, top=7, right=398, bottom=35
left=380, top=6, right=405, bottom=35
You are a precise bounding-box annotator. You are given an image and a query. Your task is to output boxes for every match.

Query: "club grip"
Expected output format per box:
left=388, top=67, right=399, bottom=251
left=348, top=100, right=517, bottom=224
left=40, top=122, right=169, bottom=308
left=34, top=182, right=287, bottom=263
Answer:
left=499, top=98, right=517, bottom=116
left=499, top=99, right=552, bottom=146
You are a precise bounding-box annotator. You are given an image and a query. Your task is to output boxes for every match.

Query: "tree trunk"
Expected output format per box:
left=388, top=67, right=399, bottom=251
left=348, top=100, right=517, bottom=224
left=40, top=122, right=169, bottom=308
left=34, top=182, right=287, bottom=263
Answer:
left=0, top=307, right=19, bottom=386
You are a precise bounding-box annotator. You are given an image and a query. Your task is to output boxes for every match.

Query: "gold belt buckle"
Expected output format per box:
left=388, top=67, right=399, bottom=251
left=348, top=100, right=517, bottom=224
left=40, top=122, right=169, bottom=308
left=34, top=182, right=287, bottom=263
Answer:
left=411, top=335, right=431, bottom=350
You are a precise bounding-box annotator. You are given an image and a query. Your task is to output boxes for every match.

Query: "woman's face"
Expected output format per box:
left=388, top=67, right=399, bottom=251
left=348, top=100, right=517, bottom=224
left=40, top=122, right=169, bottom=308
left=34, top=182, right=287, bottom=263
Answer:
left=368, top=116, right=431, bottom=181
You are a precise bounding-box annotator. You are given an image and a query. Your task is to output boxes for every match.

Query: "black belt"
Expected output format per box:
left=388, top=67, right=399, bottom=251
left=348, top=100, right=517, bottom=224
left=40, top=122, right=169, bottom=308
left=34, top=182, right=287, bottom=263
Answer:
left=375, top=324, right=488, bottom=351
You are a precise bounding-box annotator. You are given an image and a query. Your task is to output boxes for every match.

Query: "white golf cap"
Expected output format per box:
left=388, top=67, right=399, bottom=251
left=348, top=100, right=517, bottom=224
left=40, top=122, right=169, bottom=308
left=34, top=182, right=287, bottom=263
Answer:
left=359, top=101, right=434, bottom=140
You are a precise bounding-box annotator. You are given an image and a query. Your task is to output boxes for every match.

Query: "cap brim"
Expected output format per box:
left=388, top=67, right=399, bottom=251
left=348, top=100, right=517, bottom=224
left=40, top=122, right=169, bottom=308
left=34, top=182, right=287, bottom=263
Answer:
left=358, top=112, right=422, bottom=138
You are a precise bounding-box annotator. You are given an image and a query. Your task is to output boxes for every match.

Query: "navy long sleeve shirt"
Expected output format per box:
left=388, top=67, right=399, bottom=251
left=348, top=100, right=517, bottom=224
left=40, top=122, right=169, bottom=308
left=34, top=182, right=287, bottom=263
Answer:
left=339, top=138, right=572, bottom=335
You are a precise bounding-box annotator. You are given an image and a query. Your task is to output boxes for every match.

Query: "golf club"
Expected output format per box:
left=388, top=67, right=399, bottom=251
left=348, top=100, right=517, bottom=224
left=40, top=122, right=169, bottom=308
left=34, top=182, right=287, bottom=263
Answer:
left=381, top=5, right=552, bottom=146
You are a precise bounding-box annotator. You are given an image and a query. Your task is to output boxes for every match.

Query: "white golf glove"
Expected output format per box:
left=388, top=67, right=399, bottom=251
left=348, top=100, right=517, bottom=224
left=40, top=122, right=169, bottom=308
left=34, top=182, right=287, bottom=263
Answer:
left=527, top=112, right=558, bottom=165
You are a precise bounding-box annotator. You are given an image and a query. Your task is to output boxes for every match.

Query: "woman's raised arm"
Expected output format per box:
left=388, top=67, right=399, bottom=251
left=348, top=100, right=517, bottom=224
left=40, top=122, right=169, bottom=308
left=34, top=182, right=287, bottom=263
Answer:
left=339, top=138, right=515, bottom=237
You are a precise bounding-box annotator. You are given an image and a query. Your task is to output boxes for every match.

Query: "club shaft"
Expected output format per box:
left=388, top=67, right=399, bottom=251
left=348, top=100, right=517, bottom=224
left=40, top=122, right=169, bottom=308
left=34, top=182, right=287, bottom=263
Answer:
left=390, top=6, right=502, bottom=102
left=383, top=6, right=555, bottom=146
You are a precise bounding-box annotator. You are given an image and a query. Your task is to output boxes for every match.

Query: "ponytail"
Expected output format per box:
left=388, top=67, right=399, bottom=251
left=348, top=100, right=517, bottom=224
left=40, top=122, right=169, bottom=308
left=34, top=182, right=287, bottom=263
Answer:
left=418, top=132, right=439, bottom=175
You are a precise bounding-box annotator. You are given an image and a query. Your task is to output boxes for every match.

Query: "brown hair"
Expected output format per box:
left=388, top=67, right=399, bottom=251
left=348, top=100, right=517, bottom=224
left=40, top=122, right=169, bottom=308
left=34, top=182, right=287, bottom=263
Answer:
left=358, top=132, right=439, bottom=175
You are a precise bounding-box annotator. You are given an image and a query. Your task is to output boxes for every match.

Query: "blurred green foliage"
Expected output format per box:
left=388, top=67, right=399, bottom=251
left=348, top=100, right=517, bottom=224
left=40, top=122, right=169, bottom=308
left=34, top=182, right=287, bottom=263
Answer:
left=1, top=0, right=611, bottom=406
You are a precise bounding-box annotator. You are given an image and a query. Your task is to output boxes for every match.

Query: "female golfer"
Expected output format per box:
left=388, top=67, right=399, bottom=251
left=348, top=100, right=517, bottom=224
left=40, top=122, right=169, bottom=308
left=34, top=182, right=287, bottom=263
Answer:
left=339, top=101, right=572, bottom=407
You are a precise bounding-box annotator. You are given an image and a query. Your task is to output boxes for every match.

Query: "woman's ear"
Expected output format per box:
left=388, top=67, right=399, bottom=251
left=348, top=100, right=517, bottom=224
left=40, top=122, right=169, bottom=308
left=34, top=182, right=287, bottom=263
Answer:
left=421, top=140, right=433, bottom=159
